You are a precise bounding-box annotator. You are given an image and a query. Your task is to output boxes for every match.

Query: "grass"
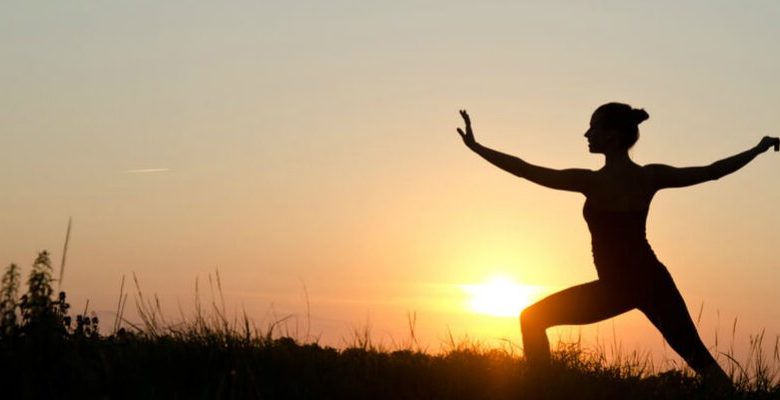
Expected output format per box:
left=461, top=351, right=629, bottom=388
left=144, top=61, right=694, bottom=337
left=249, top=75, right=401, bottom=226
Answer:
left=2, top=251, right=780, bottom=399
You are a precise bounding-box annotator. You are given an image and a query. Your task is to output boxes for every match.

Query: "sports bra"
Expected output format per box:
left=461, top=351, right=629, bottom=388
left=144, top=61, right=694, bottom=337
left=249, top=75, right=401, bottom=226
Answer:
left=582, top=199, right=663, bottom=279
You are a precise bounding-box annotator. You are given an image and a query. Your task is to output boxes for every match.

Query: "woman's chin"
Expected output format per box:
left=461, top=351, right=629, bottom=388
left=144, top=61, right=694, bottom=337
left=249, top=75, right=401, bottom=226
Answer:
left=587, top=143, right=604, bottom=154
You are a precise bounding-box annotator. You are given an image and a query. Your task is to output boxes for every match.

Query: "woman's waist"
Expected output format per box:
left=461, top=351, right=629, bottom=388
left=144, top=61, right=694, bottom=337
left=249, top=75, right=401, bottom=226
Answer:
left=590, top=240, right=658, bottom=264
left=591, top=246, right=665, bottom=278
left=591, top=233, right=652, bottom=248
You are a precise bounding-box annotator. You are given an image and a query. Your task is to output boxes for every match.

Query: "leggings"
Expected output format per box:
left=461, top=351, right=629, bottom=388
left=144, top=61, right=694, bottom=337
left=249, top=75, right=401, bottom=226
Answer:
left=519, top=272, right=722, bottom=375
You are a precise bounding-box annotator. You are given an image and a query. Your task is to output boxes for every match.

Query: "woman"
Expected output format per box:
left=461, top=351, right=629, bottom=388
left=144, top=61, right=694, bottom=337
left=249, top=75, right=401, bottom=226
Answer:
left=456, top=103, right=778, bottom=385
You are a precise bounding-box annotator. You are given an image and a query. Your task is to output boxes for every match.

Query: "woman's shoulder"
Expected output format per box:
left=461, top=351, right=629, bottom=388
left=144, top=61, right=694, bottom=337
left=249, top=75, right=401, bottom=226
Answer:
left=641, top=163, right=677, bottom=177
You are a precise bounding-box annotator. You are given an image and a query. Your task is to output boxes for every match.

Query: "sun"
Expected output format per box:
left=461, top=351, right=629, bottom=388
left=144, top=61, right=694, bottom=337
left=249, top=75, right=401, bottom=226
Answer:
left=462, top=276, right=538, bottom=317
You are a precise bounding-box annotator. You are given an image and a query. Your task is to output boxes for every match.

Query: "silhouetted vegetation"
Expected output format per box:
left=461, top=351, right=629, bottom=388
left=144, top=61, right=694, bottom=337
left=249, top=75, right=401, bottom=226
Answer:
left=1, top=251, right=779, bottom=399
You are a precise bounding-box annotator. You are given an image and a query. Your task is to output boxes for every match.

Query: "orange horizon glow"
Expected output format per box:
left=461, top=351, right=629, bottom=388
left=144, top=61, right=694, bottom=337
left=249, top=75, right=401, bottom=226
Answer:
left=462, top=276, right=541, bottom=318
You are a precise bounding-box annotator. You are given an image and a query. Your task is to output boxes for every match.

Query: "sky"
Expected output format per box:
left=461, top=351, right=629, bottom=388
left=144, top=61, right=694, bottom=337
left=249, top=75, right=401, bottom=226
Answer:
left=2, top=1, right=779, bottom=365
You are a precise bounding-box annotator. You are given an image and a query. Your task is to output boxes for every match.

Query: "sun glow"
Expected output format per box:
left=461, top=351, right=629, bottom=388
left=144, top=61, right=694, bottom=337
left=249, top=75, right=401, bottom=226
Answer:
left=463, top=276, right=539, bottom=317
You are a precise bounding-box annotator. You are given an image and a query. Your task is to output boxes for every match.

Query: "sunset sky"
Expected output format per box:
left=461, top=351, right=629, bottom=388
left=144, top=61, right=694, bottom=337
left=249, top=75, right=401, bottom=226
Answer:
left=2, top=1, right=779, bottom=364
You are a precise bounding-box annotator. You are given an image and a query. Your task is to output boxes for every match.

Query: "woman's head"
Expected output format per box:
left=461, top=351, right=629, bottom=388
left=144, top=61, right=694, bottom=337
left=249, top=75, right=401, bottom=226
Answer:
left=586, top=102, right=649, bottom=153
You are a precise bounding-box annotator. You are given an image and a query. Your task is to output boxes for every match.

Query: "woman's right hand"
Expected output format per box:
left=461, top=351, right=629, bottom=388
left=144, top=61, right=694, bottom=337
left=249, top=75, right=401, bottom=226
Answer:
left=757, top=136, right=780, bottom=153
left=457, top=109, right=478, bottom=150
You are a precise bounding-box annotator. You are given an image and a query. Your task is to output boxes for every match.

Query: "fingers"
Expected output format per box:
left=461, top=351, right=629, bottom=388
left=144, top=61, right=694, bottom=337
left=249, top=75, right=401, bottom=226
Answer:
left=459, top=109, right=471, bottom=125
left=457, top=110, right=474, bottom=145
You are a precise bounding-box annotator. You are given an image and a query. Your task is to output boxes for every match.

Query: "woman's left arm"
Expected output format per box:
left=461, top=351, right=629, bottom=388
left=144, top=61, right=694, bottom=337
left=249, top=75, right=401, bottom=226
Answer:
left=647, top=136, right=779, bottom=189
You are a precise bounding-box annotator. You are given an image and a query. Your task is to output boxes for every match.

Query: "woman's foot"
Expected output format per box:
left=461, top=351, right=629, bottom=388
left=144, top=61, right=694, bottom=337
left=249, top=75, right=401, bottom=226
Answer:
left=700, top=364, right=734, bottom=396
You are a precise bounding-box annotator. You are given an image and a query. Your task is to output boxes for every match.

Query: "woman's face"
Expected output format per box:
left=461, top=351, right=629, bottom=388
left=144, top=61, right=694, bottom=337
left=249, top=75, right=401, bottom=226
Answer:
left=584, top=112, right=618, bottom=154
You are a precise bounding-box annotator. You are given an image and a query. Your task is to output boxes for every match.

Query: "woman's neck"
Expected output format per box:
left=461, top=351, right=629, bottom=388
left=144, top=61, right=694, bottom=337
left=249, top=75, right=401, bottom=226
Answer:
left=602, top=151, right=634, bottom=170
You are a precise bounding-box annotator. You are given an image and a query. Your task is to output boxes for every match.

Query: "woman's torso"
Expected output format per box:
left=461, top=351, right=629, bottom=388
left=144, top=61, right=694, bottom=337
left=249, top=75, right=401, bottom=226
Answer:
left=583, top=164, right=667, bottom=281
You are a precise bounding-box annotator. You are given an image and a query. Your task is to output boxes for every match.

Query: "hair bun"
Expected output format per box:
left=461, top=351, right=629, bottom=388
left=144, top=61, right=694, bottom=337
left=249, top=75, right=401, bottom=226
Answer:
left=632, top=108, right=649, bottom=125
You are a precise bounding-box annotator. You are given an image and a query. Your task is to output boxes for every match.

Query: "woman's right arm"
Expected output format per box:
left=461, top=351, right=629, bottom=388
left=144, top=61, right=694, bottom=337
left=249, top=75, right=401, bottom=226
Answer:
left=457, top=110, right=592, bottom=193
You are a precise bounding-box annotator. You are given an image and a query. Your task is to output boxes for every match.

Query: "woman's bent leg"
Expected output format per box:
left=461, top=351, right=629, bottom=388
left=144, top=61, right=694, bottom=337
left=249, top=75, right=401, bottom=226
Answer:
left=520, top=280, right=634, bottom=367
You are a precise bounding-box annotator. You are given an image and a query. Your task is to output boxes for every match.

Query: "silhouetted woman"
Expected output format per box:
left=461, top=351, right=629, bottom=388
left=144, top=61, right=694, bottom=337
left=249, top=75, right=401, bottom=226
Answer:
left=456, top=103, right=779, bottom=385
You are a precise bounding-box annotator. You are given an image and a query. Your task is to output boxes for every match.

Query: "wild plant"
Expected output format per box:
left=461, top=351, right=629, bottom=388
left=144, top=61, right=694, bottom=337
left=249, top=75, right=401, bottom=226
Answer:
left=0, top=263, right=20, bottom=336
left=17, top=251, right=70, bottom=338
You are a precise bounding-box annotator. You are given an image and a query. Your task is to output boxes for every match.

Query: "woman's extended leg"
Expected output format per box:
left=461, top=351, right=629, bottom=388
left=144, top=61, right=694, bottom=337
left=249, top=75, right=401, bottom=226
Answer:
left=639, top=278, right=731, bottom=385
left=520, top=280, right=635, bottom=367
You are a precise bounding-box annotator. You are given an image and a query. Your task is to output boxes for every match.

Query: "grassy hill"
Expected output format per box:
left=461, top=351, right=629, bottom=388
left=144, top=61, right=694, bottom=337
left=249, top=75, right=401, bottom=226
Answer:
left=2, top=252, right=778, bottom=399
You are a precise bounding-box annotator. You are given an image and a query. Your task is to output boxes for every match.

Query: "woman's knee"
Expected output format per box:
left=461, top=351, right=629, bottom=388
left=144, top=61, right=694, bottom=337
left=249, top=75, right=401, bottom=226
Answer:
left=520, top=306, right=545, bottom=332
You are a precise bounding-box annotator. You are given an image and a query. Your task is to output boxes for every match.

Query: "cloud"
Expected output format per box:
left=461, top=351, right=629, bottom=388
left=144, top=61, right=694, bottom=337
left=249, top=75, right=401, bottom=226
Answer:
left=123, top=168, right=171, bottom=174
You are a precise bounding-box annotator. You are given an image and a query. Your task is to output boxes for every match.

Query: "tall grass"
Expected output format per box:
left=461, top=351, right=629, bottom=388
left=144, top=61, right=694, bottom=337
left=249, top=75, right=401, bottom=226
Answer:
left=1, top=251, right=779, bottom=399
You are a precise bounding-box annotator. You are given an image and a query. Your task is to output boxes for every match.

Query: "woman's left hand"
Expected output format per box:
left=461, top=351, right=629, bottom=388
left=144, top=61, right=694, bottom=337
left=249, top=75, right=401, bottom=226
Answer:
left=757, top=136, right=780, bottom=153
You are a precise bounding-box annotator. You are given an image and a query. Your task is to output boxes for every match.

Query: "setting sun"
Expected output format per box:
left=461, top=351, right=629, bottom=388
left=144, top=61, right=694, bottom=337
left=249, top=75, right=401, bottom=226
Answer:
left=462, top=276, right=539, bottom=317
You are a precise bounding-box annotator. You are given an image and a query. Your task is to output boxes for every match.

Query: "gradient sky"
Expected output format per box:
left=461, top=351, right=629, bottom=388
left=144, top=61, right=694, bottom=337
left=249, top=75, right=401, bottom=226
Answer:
left=2, top=1, right=779, bottom=364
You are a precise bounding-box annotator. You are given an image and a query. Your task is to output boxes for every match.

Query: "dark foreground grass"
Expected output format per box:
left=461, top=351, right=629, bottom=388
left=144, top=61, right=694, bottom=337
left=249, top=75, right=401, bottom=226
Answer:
left=2, top=333, right=778, bottom=399
left=2, top=252, right=780, bottom=399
